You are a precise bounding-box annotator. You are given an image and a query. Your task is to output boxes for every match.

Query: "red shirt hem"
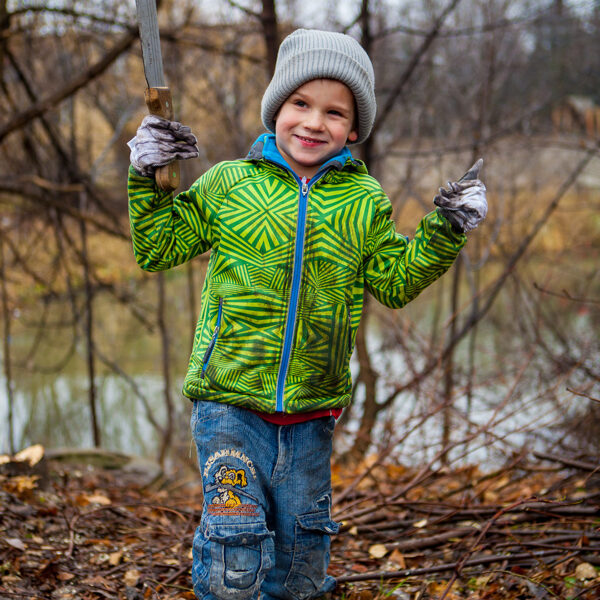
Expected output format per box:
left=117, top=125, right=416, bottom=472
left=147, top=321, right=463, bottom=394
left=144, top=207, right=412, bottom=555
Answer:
left=249, top=407, right=342, bottom=425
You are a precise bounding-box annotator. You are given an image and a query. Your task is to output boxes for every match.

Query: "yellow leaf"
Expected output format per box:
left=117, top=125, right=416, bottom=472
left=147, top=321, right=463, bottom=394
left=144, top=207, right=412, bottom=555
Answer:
left=5, top=475, right=39, bottom=494
left=109, top=550, right=123, bottom=566
left=575, top=563, right=597, bottom=580
left=414, top=519, right=428, bottom=528
left=349, top=526, right=358, bottom=536
left=14, top=444, right=44, bottom=466
left=123, top=568, right=141, bottom=587
left=86, top=493, right=111, bottom=505
left=368, top=543, right=388, bottom=559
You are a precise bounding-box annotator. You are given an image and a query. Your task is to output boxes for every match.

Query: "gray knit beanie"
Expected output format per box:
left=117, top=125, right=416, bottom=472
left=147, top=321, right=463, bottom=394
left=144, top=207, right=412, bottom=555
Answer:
left=261, top=29, right=376, bottom=145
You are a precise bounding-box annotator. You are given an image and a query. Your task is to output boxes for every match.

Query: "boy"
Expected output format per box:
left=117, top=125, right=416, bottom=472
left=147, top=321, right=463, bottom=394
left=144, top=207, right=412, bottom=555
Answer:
left=128, top=29, right=486, bottom=600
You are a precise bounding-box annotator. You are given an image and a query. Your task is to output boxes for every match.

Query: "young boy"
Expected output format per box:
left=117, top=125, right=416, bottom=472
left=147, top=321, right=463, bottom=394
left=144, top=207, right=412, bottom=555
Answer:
left=128, top=29, right=486, bottom=600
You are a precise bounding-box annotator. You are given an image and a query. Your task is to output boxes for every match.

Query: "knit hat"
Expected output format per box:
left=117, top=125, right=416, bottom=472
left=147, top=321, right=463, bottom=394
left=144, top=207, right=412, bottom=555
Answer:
left=261, top=29, right=376, bottom=145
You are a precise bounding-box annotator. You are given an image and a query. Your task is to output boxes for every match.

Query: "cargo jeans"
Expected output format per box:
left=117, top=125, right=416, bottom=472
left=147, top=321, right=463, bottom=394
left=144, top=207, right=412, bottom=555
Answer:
left=190, top=400, right=339, bottom=600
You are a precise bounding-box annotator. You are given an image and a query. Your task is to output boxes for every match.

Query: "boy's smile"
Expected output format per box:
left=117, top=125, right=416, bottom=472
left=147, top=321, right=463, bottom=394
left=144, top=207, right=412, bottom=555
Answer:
left=274, top=79, right=358, bottom=179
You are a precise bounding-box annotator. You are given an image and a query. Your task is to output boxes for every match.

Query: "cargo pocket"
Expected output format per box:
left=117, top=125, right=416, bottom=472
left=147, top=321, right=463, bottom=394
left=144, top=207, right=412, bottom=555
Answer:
left=204, top=522, right=274, bottom=600
left=284, top=496, right=340, bottom=599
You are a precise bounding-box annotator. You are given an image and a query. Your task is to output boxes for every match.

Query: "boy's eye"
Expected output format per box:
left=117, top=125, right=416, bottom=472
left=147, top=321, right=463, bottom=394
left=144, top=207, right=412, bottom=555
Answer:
left=294, top=99, right=307, bottom=107
left=329, top=110, right=343, bottom=117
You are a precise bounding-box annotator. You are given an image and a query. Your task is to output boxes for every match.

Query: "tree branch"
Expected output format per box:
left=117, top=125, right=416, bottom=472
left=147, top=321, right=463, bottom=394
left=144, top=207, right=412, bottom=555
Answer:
left=0, top=30, right=136, bottom=143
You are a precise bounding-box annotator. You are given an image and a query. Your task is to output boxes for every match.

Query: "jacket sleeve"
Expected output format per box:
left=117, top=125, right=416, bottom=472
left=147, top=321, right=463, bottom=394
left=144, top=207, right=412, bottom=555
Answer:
left=127, top=165, right=222, bottom=271
left=363, top=188, right=466, bottom=309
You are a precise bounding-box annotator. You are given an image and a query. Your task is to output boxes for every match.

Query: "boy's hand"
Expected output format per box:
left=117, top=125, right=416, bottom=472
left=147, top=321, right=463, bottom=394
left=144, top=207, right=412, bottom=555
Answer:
left=128, top=115, right=199, bottom=178
left=433, top=159, right=487, bottom=233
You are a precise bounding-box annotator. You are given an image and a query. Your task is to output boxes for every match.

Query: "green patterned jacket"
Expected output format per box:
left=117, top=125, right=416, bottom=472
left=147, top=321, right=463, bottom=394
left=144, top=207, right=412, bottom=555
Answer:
left=128, top=134, right=466, bottom=413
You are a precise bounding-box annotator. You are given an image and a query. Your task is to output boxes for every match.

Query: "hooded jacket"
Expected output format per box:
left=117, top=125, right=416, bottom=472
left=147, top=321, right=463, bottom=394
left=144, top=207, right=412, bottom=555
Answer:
left=128, top=134, right=466, bottom=414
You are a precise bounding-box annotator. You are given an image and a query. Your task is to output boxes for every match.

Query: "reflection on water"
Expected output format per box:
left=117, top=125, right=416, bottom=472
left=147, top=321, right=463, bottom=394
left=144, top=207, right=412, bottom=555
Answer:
left=0, top=370, right=190, bottom=457
left=1, top=270, right=598, bottom=465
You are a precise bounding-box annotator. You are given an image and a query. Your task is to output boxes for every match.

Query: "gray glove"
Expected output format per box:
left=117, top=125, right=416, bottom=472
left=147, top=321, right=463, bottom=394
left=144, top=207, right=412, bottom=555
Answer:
left=434, top=159, right=487, bottom=233
left=128, top=115, right=199, bottom=177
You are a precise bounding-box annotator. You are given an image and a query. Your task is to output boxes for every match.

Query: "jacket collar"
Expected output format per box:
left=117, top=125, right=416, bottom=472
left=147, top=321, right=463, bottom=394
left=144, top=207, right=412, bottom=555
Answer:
left=246, top=133, right=364, bottom=176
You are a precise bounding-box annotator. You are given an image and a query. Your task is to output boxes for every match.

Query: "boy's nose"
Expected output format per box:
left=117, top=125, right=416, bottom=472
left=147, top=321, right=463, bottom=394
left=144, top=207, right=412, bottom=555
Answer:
left=304, top=110, right=325, bottom=131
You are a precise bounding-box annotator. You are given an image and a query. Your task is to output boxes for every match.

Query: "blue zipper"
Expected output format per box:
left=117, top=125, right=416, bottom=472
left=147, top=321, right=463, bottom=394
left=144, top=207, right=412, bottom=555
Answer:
left=275, top=173, right=322, bottom=412
left=200, top=297, right=223, bottom=379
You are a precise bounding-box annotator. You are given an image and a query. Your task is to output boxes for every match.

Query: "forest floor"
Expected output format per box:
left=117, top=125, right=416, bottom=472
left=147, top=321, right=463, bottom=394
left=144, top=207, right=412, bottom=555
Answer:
left=1, top=448, right=599, bottom=600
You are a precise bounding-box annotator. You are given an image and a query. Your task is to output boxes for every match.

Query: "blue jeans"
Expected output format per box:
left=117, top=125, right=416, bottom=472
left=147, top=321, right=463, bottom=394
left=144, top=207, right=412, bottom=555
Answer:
left=190, top=400, right=339, bottom=600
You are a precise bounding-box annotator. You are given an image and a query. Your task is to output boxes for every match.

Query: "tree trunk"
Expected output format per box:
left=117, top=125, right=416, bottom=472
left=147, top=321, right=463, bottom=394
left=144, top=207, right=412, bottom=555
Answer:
left=441, top=258, right=462, bottom=464
left=0, top=234, right=15, bottom=454
left=79, top=192, right=100, bottom=447
left=261, top=0, right=278, bottom=77
left=348, top=0, right=379, bottom=461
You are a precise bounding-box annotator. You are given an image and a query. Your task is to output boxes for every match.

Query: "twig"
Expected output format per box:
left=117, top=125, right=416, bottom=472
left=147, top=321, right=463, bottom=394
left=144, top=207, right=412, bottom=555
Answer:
left=533, top=451, right=599, bottom=472
left=566, top=387, right=600, bottom=404
left=533, top=282, right=600, bottom=305
left=336, top=549, right=566, bottom=583
left=439, top=497, right=537, bottom=600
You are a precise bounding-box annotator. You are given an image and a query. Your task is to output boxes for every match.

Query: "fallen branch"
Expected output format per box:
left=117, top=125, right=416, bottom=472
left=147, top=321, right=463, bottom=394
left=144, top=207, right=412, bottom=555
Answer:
left=336, top=549, right=567, bottom=583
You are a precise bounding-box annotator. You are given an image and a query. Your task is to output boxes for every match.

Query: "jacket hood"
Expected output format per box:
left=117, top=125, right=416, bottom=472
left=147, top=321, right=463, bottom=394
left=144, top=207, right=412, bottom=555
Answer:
left=246, top=133, right=366, bottom=176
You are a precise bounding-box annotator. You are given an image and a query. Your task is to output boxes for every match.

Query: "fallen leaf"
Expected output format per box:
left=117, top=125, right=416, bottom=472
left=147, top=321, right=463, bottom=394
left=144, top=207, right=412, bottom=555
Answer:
left=349, top=525, right=359, bottom=536
left=109, top=550, right=123, bottom=566
left=4, top=475, right=39, bottom=494
left=5, top=538, right=27, bottom=551
left=413, top=519, right=428, bottom=528
left=57, top=571, right=76, bottom=581
left=575, top=562, right=597, bottom=580
left=388, top=548, right=406, bottom=568
left=368, top=543, right=388, bottom=559
left=86, top=492, right=111, bottom=505
left=124, top=568, right=141, bottom=587
left=14, top=444, right=45, bottom=466
left=351, top=563, right=369, bottom=573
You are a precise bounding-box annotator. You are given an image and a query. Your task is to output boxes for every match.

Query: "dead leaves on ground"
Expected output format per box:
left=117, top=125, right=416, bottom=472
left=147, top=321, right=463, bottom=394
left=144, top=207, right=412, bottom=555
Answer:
left=1, top=450, right=599, bottom=599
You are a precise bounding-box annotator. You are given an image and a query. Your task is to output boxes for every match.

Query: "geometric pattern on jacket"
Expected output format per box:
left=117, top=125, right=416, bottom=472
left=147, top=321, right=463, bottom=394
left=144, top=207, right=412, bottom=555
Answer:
left=128, top=134, right=466, bottom=414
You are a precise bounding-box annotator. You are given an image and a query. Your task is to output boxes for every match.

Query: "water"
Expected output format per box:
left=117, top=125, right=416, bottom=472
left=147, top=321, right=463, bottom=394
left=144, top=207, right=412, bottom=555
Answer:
left=1, top=270, right=598, bottom=467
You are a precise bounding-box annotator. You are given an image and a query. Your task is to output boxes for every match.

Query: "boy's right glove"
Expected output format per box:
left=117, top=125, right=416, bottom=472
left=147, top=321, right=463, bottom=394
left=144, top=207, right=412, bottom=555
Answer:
left=128, top=115, right=199, bottom=177
left=433, top=159, right=487, bottom=233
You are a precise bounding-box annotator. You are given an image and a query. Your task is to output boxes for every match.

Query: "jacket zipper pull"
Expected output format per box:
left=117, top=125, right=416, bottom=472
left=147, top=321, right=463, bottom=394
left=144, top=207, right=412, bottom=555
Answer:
left=301, top=176, right=308, bottom=195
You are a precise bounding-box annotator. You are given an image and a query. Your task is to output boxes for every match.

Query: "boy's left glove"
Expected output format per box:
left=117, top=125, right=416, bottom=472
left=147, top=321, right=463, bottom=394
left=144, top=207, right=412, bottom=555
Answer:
left=128, top=115, right=199, bottom=177
left=434, top=159, right=487, bottom=233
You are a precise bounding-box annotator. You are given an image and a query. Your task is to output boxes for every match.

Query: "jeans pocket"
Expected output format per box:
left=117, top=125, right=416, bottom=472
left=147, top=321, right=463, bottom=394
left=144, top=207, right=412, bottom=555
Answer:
left=203, top=522, right=274, bottom=600
left=284, top=505, right=340, bottom=599
left=190, top=400, right=230, bottom=438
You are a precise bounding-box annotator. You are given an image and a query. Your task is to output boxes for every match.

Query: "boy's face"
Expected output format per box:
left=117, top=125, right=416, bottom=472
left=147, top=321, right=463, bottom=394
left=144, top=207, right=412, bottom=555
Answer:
left=274, top=79, right=358, bottom=179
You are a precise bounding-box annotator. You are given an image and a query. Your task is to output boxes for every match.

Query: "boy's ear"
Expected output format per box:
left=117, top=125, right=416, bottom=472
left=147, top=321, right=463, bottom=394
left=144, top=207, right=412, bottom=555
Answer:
left=347, top=130, right=358, bottom=143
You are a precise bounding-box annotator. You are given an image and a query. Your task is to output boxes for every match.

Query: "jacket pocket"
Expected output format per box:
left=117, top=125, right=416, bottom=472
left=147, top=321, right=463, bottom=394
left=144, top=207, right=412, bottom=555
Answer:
left=200, top=297, right=224, bottom=379
left=294, top=300, right=353, bottom=379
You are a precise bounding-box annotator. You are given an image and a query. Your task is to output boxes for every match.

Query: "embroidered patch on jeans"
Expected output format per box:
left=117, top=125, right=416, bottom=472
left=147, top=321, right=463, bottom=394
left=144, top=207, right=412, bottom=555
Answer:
left=203, top=449, right=257, bottom=480
left=207, top=504, right=260, bottom=516
left=206, top=464, right=259, bottom=516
